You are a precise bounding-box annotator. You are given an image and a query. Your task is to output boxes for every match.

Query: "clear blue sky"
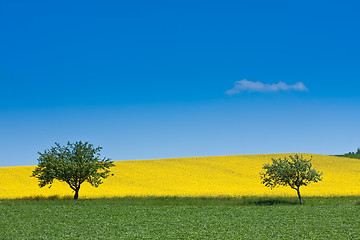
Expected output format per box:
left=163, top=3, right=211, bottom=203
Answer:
left=1, top=0, right=360, bottom=167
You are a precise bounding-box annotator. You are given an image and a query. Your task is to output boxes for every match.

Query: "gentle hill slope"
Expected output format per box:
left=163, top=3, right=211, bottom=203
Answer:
left=0, top=154, right=359, bottom=199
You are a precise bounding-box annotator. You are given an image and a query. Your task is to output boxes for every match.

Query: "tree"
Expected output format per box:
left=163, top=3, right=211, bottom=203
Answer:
left=260, top=155, right=322, bottom=205
left=32, top=141, right=114, bottom=200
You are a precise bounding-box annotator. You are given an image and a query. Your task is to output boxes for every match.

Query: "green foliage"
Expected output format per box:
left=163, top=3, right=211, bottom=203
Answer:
left=32, top=141, right=114, bottom=199
left=343, top=147, right=360, bottom=155
left=260, top=155, right=322, bottom=189
left=339, top=154, right=360, bottom=160
left=260, top=155, right=322, bottom=204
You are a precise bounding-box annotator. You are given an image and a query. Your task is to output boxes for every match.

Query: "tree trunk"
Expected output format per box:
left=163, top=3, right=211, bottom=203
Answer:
left=74, top=188, right=79, bottom=200
left=296, top=188, right=303, bottom=205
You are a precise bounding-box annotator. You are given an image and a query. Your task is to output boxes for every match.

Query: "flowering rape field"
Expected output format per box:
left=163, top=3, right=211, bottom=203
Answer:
left=0, top=154, right=359, bottom=199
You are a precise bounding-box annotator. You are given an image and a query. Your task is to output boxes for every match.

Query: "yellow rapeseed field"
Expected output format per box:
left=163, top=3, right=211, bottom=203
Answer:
left=0, top=154, right=359, bottom=199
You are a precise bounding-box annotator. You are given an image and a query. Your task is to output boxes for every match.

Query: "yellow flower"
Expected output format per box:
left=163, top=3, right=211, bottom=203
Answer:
left=0, top=154, right=359, bottom=199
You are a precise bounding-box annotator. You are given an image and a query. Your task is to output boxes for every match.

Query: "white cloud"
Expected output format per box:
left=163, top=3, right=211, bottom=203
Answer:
left=225, top=79, right=308, bottom=95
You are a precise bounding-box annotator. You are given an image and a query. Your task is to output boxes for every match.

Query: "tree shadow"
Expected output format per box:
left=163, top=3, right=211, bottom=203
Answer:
left=16, top=195, right=73, bottom=200
left=244, top=197, right=299, bottom=206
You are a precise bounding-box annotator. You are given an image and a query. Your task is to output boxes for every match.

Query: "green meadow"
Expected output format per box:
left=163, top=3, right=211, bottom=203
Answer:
left=1, top=197, right=359, bottom=239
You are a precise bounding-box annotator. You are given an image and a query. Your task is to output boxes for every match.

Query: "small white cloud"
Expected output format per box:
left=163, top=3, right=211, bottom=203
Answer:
left=225, top=79, right=308, bottom=95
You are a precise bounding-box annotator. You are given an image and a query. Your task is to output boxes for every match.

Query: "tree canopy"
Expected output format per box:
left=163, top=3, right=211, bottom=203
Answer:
left=260, top=155, right=322, bottom=204
left=32, top=141, right=114, bottom=199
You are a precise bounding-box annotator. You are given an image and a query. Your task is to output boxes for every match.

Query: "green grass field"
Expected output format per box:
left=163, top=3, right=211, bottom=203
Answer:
left=1, top=197, right=359, bottom=239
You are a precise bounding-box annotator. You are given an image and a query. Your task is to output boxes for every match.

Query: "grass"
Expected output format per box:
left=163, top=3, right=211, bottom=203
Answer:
left=5, top=195, right=360, bottom=206
left=1, top=196, right=359, bottom=239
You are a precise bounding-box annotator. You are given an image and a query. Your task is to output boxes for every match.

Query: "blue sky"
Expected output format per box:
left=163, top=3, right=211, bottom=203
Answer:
left=1, top=0, right=360, bottom=167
